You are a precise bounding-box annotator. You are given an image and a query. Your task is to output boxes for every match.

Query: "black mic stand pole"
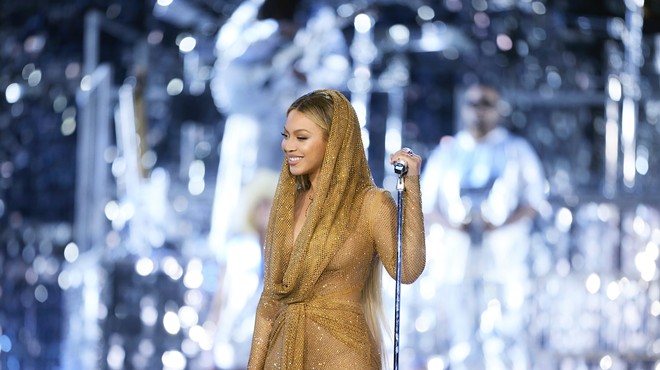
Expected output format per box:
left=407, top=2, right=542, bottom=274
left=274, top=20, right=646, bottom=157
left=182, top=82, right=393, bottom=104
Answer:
left=393, top=161, right=406, bottom=370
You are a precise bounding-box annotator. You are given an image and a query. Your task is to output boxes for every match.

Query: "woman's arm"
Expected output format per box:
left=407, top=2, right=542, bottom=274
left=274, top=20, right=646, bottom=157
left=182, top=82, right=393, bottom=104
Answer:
left=369, top=177, right=426, bottom=284
left=247, top=288, right=279, bottom=369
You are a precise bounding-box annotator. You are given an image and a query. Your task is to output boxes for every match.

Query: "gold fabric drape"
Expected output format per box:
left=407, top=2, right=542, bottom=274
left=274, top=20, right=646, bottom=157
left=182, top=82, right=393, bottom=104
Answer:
left=267, top=90, right=373, bottom=303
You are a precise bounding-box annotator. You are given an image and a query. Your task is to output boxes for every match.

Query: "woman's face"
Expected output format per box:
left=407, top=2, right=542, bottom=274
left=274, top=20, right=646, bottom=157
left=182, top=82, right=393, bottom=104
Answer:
left=281, top=109, right=327, bottom=184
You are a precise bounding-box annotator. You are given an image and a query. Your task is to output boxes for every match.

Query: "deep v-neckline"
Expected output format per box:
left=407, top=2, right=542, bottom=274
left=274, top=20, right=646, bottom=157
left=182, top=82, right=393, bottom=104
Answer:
left=292, top=191, right=313, bottom=246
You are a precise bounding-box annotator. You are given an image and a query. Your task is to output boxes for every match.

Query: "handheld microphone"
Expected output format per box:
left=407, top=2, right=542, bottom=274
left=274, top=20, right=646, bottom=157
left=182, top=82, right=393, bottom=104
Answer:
left=393, top=161, right=408, bottom=176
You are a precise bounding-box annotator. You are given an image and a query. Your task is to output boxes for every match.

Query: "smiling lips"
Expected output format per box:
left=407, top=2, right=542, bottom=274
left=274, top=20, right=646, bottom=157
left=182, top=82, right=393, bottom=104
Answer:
left=287, top=156, right=303, bottom=165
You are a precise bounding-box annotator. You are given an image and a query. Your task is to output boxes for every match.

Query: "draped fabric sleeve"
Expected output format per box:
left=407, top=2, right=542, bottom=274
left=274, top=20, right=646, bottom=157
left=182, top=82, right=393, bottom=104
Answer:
left=247, top=287, right=280, bottom=369
left=368, top=176, right=426, bottom=284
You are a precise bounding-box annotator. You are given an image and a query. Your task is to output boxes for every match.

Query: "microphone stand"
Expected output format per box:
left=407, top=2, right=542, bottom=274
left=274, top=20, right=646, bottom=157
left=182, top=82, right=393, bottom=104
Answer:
left=393, top=161, right=406, bottom=370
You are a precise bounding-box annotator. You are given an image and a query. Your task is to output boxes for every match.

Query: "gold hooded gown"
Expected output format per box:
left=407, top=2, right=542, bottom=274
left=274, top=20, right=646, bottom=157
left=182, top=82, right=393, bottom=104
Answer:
left=248, top=90, right=426, bottom=369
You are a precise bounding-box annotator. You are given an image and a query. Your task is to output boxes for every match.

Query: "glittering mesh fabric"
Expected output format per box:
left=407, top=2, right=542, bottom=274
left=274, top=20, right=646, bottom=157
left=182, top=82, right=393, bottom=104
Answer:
left=248, top=90, right=426, bottom=369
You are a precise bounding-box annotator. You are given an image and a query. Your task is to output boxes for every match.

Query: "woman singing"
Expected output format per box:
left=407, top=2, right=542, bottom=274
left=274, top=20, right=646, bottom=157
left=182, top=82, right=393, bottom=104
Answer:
left=248, top=89, right=426, bottom=369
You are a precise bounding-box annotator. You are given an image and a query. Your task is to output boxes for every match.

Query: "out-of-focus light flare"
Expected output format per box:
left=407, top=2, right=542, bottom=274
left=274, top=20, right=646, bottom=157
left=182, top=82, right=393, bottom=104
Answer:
left=427, top=355, right=446, bottom=370
left=27, top=69, right=42, bottom=87
left=633, top=215, right=650, bottom=237
left=107, top=344, right=125, bottom=370
left=600, top=354, right=613, bottom=370
left=188, top=160, right=205, bottom=179
left=162, top=350, right=186, bottom=370
left=63, top=242, right=79, bottom=263
left=388, top=25, right=410, bottom=46
left=651, top=300, right=660, bottom=316
left=167, top=78, right=184, bottom=96
left=58, top=270, right=72, bottom=290
left=135, top=257, right=155, bottom=276
left=61, top=117, right=76, bottom=136
left=496, top=34, right=513, bottom=51
left=337, top=4, right=355, bottom=18
left=474, top=12, right=490, bottom=28
left=5, top=83, right=21, bottom=103
left=354, top=13, right=372, bottom=33
left=178, top=35, right=196, bottom=53
left=141, top=305, right=158, bottom=326
left=104, top=200, right=120, bottom=221
left=22, top=63, right=36, bottom=79
left=472, top=0, right=488, bottom=12
left=162, top=256, right=184, bottom=280
left=635, top=250, right=657, bottom=282
left=0, top=335, right=13, bottom=353
left=188, top=324, right=208, bottom=344
left=417, top=5, right=435, bottom=21
left=24, top=35, right=45, bottom=53
left=163, top=311, right=181, bottom=335
left=65, top=62, right=81, bottom=79
left=53, top=95, right=67, bottom=112
left=606, top=281, right=621, bottom=301
left=596, top=203, right=614, bottom=222
left=531, top=1, right=546, bottom=15
left=188, top=178, right=205, bottom=195
left=80, top=75, right=92, bottom=91
left=184, top=289, right=204, bottom=308
left=585, top=273, right=601, bottom=294
left=555, top=207, right=573, bottom=232
left=608, top=76, right=622, bottom=101
left=636, top=145, right=649, bottom=175
left=34, top=284, right=48, bottom=302
left=183, top=259, right=204, bottom=289
left=178, top=305, right=198, bottom=328
left=148, top=30, right=164, bottom=45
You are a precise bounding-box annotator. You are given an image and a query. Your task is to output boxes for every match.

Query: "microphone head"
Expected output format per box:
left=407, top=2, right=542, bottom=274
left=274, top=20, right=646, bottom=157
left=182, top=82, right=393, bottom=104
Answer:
left=394, top=161, right=408, bottom=175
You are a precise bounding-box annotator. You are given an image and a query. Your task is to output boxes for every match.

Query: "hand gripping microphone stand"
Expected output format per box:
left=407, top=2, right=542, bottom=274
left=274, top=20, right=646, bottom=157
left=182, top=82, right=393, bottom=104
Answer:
left=393, top=160, right=407, bottom=370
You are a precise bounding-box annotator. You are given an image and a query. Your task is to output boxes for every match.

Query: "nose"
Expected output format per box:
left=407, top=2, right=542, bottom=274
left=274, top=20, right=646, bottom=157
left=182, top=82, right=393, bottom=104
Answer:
left=281, top=139, right=295, bottom=153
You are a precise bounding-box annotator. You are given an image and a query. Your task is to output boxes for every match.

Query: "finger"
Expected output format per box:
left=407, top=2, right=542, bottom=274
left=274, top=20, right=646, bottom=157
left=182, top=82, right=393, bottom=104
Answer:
left=402, top=147, right=414, bottom=156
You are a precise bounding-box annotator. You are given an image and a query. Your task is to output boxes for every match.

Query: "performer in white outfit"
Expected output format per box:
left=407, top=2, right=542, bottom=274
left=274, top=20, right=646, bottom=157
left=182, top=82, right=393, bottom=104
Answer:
left=208, top=0, right=350, bottom=255
left=420, top=81, right=547, bottom=370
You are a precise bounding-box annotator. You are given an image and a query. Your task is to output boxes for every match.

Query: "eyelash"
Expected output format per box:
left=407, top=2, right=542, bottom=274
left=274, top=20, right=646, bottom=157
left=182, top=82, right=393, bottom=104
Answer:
left=281, top=132, right=307, bottom=140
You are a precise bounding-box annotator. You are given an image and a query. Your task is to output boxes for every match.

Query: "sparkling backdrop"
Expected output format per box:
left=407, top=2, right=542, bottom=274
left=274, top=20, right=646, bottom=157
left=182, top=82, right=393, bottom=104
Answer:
left=1, top=0, right=659, bottom=369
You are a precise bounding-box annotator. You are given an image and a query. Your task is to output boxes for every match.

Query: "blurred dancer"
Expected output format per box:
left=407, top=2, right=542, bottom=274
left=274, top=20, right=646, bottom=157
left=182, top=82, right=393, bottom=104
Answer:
left=208, top=0, right=350, bottom=255
left=206, top=169, right=278, bottom=369
left=420, top=81, right=547, bottom=370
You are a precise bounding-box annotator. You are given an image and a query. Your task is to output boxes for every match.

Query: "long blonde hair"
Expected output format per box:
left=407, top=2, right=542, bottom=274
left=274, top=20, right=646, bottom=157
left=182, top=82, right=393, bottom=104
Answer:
left=363, top=258, right=388, bottom=365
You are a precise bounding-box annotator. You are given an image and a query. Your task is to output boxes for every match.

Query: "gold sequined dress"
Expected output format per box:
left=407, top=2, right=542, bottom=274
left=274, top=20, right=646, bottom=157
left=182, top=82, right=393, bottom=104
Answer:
left=248, top=90, right=426, bottom=369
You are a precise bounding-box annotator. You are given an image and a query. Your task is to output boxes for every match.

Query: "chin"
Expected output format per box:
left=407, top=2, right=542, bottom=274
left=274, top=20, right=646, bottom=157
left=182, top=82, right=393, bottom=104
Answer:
left=288, top=167, right=304, bottom=176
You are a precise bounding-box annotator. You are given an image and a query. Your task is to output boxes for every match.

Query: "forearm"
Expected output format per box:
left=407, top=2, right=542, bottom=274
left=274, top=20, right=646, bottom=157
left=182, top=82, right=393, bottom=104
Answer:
left=248, top=290, right=279, bottom=369
left=401, top=176, right=426, bottom=283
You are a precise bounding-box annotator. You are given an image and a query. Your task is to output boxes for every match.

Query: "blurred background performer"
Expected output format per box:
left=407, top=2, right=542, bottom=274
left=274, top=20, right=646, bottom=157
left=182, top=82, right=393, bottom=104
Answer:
left=420, top=79, right=547, bottom=370
left=208, top=0, right=350, bottom=255
left=205, top=169, right=278, bottom=370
